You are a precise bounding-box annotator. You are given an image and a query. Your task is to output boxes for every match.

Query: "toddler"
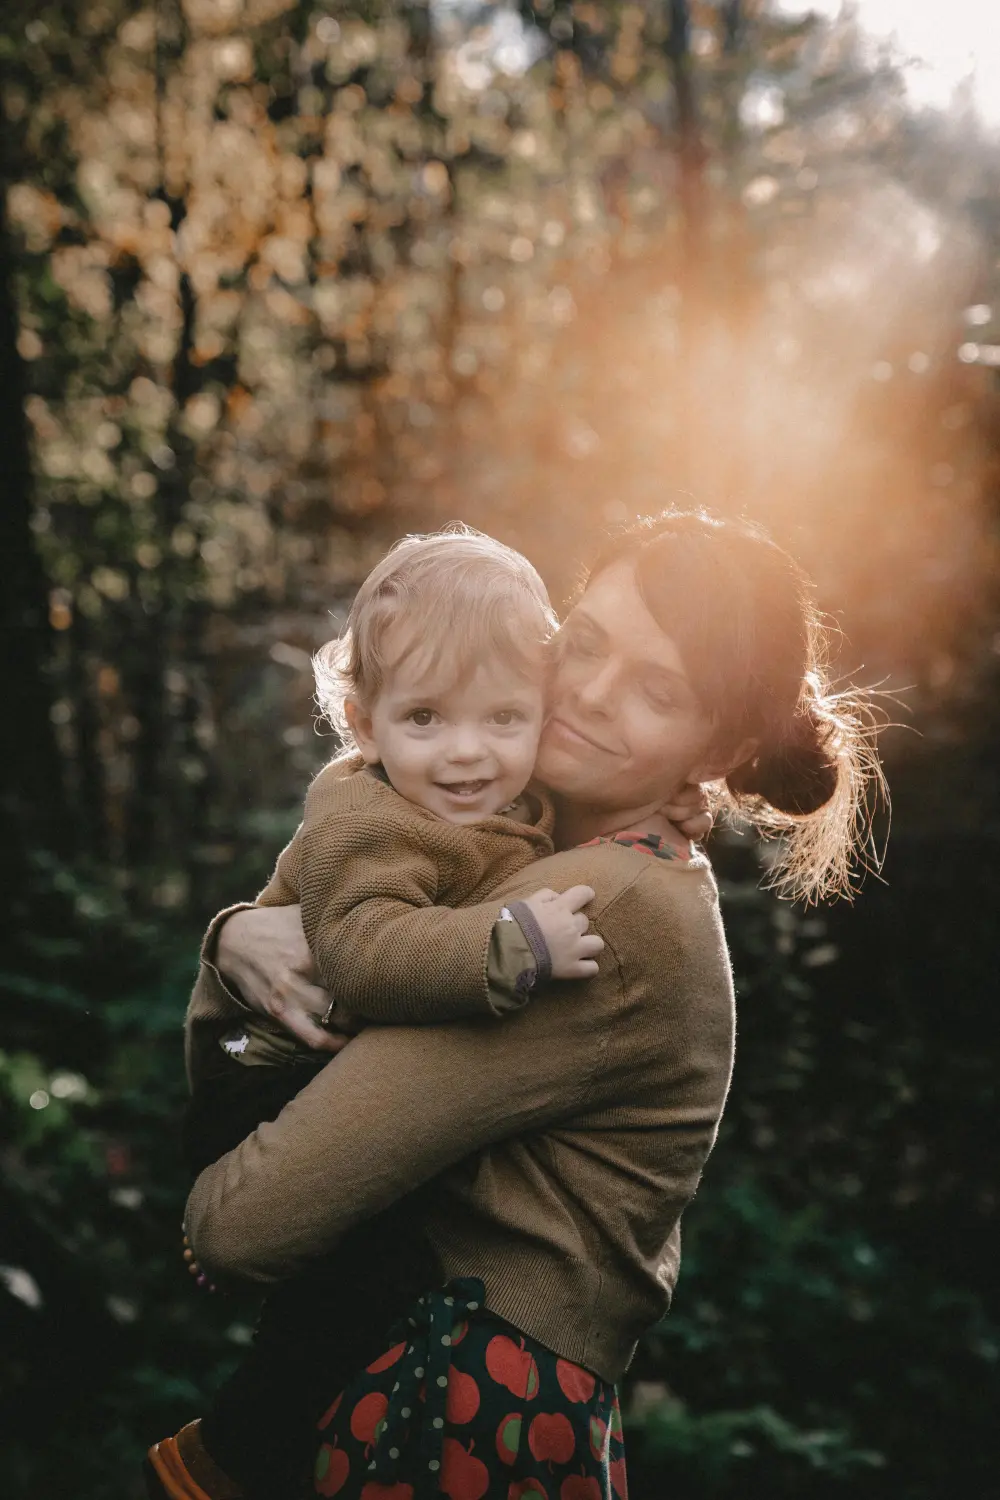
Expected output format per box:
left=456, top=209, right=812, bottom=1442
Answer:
left=147, top=527, right=603, bottom=1500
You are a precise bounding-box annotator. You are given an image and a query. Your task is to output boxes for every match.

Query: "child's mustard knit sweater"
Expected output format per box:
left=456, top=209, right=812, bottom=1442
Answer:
left=184, top=752, right=555, bottom=1082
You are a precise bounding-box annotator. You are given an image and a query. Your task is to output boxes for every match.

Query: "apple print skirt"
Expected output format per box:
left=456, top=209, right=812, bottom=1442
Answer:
left=313, top=1277, right=627, bottom=1500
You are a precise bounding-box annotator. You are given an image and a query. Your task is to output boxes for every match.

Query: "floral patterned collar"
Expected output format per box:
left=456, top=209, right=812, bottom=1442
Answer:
left=578, top=830, right=692, bottom=862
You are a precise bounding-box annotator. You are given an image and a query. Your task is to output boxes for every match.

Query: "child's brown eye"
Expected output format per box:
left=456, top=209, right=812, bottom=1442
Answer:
left=409, top=709, right=434, bottom=727
left=492, top=710, right=518, bottom=726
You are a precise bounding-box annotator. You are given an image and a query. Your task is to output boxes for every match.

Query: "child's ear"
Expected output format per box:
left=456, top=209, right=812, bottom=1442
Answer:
left=344, top=698, right=380, bottom=765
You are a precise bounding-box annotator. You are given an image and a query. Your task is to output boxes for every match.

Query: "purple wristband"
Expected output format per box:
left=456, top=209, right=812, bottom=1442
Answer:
left=505, top=900, right=554, bottom=986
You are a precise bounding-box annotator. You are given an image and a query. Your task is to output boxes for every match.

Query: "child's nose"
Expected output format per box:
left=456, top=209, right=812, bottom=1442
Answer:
left=446, top=726, right=489, bottom=762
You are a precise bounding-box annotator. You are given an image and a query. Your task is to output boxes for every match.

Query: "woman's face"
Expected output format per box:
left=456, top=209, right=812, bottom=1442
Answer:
left=535, top=561, right=719, bottom=812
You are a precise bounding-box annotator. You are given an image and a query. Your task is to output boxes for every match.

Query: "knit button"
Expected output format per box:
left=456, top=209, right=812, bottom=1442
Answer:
left=441, top=1335, right=451, bottom=1346
left=432, top=1417, right=444, bottom=1429
left=392, top=1382, right=400, bottom=1392
left=429, top=1460, right=440, bottom=1472
left=389, top=1448, right=399, bottom=1460
left=401, top=1408, right=411, bottom=1419
left=436, top=1375, right=448, bottom=1388
left=414, top=1367, right=425, bottom=1378
left=443, top=1296, right=454, bottom=1306
left=467, top=1301, right=479, bottom=1311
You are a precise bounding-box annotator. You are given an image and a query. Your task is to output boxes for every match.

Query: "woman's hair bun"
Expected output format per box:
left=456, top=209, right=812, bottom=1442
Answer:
left=727, top=702, right=839, bottom=817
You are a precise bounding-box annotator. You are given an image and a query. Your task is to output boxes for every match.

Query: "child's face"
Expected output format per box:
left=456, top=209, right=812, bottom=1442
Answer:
left=349, top=655, right=545, bottom=825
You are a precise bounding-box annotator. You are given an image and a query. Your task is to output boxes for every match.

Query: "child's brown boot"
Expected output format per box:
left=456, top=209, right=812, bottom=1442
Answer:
left=144, top=1419, right=244, bottom=1500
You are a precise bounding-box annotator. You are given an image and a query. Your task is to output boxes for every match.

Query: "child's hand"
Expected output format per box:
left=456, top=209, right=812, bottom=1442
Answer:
left=522, top=885, right=604, bottom=980
left=661, top=780, right=714, bottom=842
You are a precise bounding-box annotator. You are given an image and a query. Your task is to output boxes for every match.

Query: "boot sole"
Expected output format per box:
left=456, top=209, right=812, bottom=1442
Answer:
left=144, top=1439, right=216, bottom=1500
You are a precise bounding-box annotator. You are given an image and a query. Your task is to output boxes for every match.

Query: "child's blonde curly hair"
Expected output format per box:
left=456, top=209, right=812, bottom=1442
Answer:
left=315, top=524, right=557, bottom=740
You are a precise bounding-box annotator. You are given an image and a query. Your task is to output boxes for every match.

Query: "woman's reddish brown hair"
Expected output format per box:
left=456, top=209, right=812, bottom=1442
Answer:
left=585, top=509, right=886, bottom=903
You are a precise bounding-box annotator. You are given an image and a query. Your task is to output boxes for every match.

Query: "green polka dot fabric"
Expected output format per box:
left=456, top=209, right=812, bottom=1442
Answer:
left=313, top=1278, right=627, bottom=1500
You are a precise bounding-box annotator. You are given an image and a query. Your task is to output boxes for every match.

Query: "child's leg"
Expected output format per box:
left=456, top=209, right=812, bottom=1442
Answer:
left=181, top=1057, right=327, bottom=1177
left=198, top=1188, right=442, bottom=1499
left=156, top=1061, right=442, bottom=1500
left=148, top=1059, right=327, bottom=1498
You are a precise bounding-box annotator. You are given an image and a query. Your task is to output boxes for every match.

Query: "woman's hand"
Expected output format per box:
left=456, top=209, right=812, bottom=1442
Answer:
left=661, top=781, right=714, bottom=843
left=215, top=905, right=348, bottom=1054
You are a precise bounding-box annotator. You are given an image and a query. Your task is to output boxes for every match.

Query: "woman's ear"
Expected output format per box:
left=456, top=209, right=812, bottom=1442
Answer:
left=344, top=697, right=380, bottom=765
left=691, top=736, right=759, bottom=784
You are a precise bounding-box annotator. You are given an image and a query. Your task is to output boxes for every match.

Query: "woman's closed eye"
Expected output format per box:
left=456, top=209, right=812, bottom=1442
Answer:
left=563, top=628, right=601, bottom=659
left=643, top=685, right=676, bottom=713
left=641, top=672, right=692, bottom=714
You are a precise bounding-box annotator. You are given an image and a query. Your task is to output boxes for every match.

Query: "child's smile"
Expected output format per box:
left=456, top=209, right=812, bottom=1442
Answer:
left=348, top=658, right=546, bottom=825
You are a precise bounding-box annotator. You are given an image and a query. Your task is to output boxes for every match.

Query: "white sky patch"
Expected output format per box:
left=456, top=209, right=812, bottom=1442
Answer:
left=433, top=1, right=548, bottom=92
left=768, top=0, right=1000, bottom=126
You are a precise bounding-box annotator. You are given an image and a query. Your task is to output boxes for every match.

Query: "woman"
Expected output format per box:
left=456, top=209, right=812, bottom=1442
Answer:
left=184, top=511, right=879, bottom=1499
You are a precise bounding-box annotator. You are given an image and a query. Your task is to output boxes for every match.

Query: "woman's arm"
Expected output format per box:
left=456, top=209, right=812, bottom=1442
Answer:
left=184, top=976, right=604, bottom=1283
left=184, top=852, right=722, bottom=1284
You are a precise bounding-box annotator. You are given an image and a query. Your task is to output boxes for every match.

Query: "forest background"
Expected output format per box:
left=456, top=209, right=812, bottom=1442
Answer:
left=1, top=2, right=997, bottom=1497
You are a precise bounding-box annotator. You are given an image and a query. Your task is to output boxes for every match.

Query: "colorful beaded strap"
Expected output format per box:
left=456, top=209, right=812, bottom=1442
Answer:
left=579, top=830, right=691, bottom=862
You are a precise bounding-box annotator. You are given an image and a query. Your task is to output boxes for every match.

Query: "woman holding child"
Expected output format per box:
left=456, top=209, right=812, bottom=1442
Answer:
left=151, top=511, right=879, bottom=1500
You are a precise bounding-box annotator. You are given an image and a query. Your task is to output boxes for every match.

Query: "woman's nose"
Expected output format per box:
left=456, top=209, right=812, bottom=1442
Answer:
left=572, top=660, right=619, bottom=714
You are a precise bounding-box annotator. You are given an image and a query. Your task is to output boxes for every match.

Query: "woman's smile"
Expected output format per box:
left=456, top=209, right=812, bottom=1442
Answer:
left=544, top=715, right=616, bottom=756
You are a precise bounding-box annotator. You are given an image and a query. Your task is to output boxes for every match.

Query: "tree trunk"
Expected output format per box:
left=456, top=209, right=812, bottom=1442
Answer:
left=0, top=159, right=69, bottom=865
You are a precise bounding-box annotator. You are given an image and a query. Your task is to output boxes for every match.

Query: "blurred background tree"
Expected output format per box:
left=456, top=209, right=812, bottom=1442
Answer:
left=1, top=3, right=997, bottom=1496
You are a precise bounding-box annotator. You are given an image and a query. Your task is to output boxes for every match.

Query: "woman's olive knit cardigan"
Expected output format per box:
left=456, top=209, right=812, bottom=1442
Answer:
left=185, top=838, right=735, bottom=1384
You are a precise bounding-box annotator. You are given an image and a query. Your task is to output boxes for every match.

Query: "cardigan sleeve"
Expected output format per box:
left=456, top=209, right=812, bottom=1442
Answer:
left=297, top=807, right=521, bottom=1025
left=183, top=973, right=610, bottom=1283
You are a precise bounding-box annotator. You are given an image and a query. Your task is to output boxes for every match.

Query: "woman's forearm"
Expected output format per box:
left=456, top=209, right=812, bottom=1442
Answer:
left=184, top=991, right=601, bottom=1283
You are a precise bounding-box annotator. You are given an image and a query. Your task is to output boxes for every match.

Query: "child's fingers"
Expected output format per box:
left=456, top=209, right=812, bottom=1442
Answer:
left=576, top=934, right=604, bottom=959
left=570, top=958, right=601, bottom=979
left=559, top=885, right=596, bottom=912
left=675, top=810, right=714, bottom=841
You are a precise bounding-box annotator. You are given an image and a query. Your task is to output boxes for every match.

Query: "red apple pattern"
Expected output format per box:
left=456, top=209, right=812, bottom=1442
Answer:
left=439, top=1437, right=490, bottom=1500
left=560, top=1476, right=603, bottom=1500
left=317, top=1391, right=344, bottom=1432
left=312, top=1285, right=626, bottom=1499
left=446, top=1366, right=481, bottom=1425
left=610, top=1455, right=628, bottom=1498
left=486, top=1334, right=540, bottom=1399
left=496, top=1413, right=523, bottom=1466
left=556, top=1361, right=596, bottom=1404
left=528, top=1412, right=576, bottom=1466
left=366, top=1341, right=406, bottom=1375
left=588, top=1415, right=608, bottom=1464
left=315, top=1440, right=350, bottom=1497
left=350, top=1390, right=389, bottom=1449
